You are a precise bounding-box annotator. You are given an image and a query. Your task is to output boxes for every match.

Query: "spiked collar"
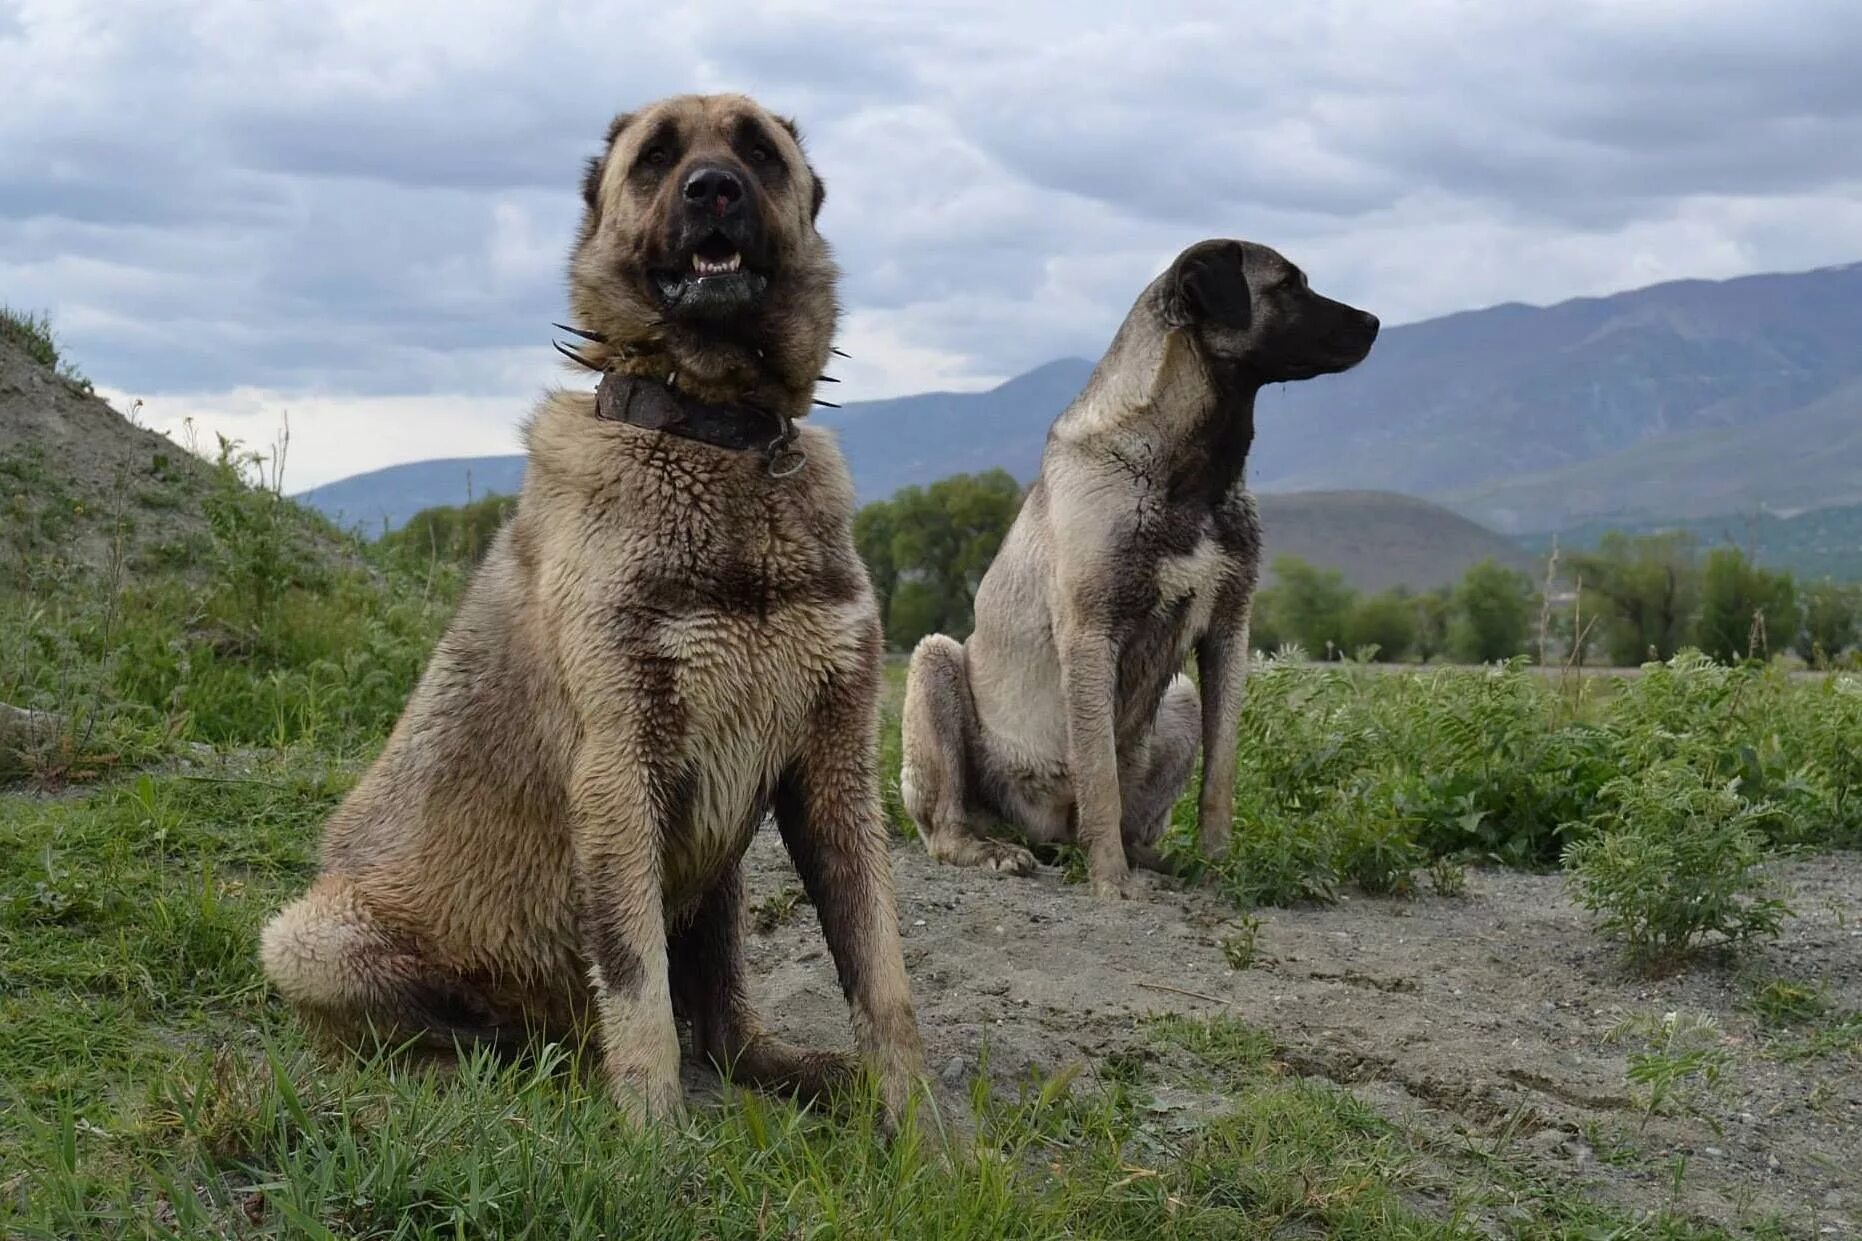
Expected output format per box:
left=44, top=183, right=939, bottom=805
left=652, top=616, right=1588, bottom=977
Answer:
left=594, top=370, right=806, bottom=478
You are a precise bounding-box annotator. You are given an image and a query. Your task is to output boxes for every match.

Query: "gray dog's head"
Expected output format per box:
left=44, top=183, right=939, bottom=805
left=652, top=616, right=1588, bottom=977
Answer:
left=1159, top=239, right=1378, bottom=383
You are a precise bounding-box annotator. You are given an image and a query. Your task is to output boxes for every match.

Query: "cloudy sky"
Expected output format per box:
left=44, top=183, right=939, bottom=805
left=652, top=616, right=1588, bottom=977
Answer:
left=5, top=0, right=1861, bottom=490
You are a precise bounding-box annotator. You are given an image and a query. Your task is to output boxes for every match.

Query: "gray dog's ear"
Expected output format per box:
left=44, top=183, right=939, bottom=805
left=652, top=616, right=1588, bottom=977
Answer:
left=1172, top=242, right=1251, bottom=329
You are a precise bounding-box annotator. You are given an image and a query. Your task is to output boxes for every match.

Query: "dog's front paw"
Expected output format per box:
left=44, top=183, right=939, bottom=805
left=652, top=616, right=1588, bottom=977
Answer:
left=980, top=840, right=1036, bottom=875
left=1090, top=872, right=1132, bottom=901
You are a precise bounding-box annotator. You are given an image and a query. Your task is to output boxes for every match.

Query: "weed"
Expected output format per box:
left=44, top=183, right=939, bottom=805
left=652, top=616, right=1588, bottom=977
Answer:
left=1607, top=1010, right=1733, bottom=1128
left=1565, top=767, right=1790, bottom=967
left=1426, top=857, right=1468, bottom=896
left=1220, top=914, right=1263, bottom=969
left=1741, top=978, right=1828, bottom=1028
left=752, top=885, right=806, bottom=933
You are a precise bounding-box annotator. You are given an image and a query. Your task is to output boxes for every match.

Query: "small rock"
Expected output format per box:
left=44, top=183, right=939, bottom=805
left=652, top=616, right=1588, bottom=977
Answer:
left=1823, top=1190, right=1844, bottom=1209
left=912, top=919, right=927, bottom=927
left=1768, top=1154, right=1783, bottom=1173
left=1704, top=1147, right=1724, bottom=1158
left=940, top=1056, right=966, bottom=1086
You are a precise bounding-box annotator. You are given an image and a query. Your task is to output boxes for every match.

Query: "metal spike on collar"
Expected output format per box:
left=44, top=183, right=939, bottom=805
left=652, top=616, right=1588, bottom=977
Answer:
left=553, top=340, right=602, bottom=371
left=830, top=346, right=851, bottom=359
left=817, top=374, right=840, bottom=383
left=552, top=322, right=607, bottom=344
left=811, top=398, right=841, bottom=409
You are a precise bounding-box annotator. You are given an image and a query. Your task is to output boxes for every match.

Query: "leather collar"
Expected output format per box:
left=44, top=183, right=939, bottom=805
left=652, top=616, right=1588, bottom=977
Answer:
left=594, top=370, right=805, bottom=477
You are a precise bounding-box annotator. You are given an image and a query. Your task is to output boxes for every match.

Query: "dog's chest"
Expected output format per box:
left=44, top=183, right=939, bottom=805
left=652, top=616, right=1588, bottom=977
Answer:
left=1152, top=535, right=1229, bottom=636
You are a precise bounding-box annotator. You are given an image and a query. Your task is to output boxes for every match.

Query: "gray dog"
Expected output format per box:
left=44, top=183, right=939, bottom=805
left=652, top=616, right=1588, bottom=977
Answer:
left=899, top=238, right=1379, bottom=898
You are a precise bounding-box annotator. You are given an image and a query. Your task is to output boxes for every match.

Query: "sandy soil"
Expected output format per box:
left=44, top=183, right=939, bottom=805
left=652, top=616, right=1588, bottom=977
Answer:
left=739, top=831, right=1862, bottom=1236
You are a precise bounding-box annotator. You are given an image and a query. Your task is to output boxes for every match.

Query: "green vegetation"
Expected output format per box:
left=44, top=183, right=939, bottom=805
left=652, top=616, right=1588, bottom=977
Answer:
left=854, top=468, right=1022, bottom=650
left=1567, top=533, right=1858, bottom=668
left=0, top=750, right=1767, bottom=1238
left=1162, top=654, right=1861, bottom=927
left=379, top=492, right=518, bottom=569
left=0, top=304, right=92, bottom=393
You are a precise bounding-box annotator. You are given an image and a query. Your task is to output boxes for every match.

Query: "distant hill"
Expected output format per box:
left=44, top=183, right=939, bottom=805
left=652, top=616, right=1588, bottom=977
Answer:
left=1248, top=261, right=1862, bottom=532
left=1255, top=491, right=1540, bottom=592
left=296, top=455, right=526, bottom=536
left=1516, top=501, right=1862, bottom=583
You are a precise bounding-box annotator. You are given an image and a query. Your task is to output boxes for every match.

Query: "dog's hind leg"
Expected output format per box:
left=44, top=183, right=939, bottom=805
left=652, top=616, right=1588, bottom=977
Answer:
left=260, top=876, right=536, bottom=1058
left=1121, top=674, right=1201, bottom=874
left=669, top=859, right=853, bottom=1099
left=901, top=634, right=1036, bottom=875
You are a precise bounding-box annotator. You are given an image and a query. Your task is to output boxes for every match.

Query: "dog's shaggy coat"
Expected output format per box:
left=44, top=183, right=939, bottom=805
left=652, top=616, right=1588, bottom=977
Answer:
left=260, top=94, right=923, bottom=1122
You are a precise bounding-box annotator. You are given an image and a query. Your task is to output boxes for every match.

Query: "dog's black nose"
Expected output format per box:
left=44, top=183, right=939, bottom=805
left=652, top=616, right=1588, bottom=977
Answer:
left=1358, top=310, right=1380, bottom=335
left=683, top=166, right=745, bottom=219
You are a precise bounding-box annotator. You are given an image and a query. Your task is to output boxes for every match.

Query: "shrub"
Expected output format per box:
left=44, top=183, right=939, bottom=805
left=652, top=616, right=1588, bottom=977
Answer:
left=1448, top=559, right=1533, bottom=663
left=1697, top=547, right=1795, bottom=663
left=1343, top=589, right=1416, bottom=663
left=1563, top=765, right=1790, bottom=967
left=1796, top=579, right=1859, bottom=666
left=1267, top=557, right=1356, bottom=658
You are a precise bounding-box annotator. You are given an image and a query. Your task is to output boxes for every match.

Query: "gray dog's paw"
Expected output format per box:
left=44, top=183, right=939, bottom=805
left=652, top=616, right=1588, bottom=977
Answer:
left=981, top=841, right=1037, bottom=875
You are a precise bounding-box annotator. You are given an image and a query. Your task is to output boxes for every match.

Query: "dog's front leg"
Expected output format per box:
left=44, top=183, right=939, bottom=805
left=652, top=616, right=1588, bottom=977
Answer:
left=1195, top=613, right=1250, bottom=858
left=773, top=647, right=925, bottom=1125
left=569, top=753, right=682, bottom=1124
left=1059, top=624, right=1128, bottom=899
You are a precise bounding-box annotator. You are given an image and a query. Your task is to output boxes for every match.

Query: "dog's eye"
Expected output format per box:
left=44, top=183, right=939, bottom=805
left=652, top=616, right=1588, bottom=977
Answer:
left=748, top=144, right=771, bottom=164
left=642, top=146, right=670, bottom=167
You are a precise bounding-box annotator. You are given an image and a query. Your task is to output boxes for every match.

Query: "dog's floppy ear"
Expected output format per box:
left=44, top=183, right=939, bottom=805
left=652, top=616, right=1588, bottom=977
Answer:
left=776, top=115, right=828, bottom=223
left=1172, top=241, right=1251, bottom=329
left=581, top=112, right=635, bottom=217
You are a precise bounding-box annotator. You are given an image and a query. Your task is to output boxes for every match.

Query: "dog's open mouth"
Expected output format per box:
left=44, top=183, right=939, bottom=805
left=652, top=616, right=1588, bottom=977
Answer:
left=652, top=231, right=770, bottom=316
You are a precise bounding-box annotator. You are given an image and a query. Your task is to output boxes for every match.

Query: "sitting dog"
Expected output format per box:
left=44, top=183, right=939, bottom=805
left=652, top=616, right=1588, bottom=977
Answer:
left=261, top=93, right=924, bottom=1123
left=900, top=239, right=1379, bottom=898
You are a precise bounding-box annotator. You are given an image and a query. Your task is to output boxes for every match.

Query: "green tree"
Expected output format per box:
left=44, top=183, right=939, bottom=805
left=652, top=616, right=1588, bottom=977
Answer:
left=1247, top=588, right=1285, bottom=654
left=1269, top=556, right=1357, bottom=658
left=852, top=499, right=898, bottom=622
left=1795, top=579, right=1859, bottom=666
left=1411, top=587, right=1453, bottom=663
left=1698, top=547, right=1797, bottom=663
left=1568, top=531, right=1700, bottom=665
left=1344, top=588, right=1417, bottom=662
left=853, top=469, right=1023, bottom=649
left=1448, top=559, right=1533, bottom=663
left=383, top=493, right=518, bottom=568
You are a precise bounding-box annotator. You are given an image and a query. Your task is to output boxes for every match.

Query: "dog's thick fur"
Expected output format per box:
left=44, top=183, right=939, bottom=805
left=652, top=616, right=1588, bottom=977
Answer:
left=260, top=94, right=923, bottom=1122
left=900, top=239, right=1379, bottom=898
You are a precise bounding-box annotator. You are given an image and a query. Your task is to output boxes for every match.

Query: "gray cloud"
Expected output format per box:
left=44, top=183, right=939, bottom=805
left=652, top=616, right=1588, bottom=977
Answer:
left=3, top=0, right=1861, bottom=488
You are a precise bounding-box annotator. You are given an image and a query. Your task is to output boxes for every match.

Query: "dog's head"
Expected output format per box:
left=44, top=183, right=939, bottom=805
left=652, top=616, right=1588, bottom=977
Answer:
left=1161, top=239, right=1378, bottom=383
left=567, top=93, right=837, bottom=405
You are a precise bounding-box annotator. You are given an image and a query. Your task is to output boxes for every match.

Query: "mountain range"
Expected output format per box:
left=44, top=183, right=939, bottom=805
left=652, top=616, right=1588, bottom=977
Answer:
left=298, top=259, right=1862, bottom=575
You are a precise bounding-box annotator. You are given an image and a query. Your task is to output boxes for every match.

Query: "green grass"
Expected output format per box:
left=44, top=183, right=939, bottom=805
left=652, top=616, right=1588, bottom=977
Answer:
left=0, top=766, right=1754, bottom=1237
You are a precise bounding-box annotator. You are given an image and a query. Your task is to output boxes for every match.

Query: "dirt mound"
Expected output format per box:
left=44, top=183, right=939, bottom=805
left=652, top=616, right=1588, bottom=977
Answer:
left=0, top=333, right=224, bottom=587
left=741, top=832, right=1862, bottom=1236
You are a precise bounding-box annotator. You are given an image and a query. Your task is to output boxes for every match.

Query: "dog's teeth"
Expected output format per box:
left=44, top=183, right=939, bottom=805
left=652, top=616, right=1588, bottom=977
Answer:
left=723, top=252, right=740, bottom=272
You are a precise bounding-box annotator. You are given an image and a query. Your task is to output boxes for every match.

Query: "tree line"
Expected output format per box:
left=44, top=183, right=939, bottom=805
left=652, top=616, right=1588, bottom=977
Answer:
left=380, top=472, right=1862, bottom=668
left=848, top=472, right=1861, bottom=667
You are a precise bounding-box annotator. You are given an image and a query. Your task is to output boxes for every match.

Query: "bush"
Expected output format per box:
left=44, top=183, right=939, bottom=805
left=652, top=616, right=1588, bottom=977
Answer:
left=1797, top=579, right=1859, bottom=666
left=1343, top=589, right=1416, bottom=663
left=1448, top=560, right=1533, bottom=663
left=1697, top=547, right=1795, bottom=663
left=1267, top=557, right=1355, bottom=658
left=1563, top=765, right=1791, bottom=967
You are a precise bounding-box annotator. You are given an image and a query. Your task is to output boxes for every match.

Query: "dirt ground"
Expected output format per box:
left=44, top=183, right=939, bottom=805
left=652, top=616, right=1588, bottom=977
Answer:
left=739, top=831, right=1862, bottom=1236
